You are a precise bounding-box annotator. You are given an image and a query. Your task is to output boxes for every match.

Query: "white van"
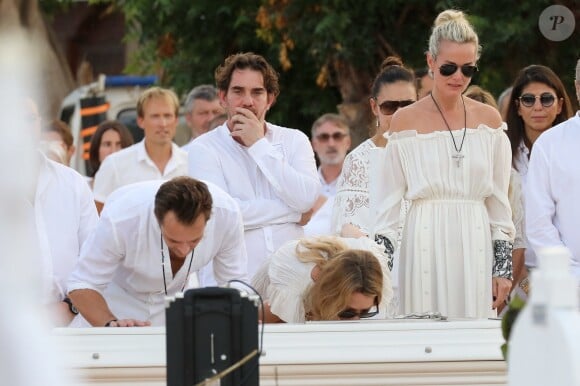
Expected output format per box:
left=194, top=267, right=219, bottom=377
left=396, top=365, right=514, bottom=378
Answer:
left=58, top=75, right=156, bottom=176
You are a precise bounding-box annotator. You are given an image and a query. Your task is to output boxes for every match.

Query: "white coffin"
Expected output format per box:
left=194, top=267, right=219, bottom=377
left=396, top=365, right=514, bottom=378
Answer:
left=53, top=319, right=507, bottom=385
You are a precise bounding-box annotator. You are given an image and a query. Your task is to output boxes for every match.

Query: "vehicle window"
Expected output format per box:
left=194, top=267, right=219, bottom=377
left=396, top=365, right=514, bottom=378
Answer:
left=116, top=108, right=144, bottom=143
left=60, top=105, right=75, bottom=127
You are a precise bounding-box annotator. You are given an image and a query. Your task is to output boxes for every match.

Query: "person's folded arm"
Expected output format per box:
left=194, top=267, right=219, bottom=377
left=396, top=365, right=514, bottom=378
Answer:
left=247, top=132, right=320, bottom=213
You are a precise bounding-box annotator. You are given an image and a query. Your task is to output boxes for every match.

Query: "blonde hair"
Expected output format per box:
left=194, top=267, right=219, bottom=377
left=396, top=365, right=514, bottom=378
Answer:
left=296, top=236, right=349, bottom=265
left=298, top=237, right=383, bottom=321
left=464, top=85, right=498, bottom=109
left=136, top=86, right=180, bottom=118
left=428, top=9, right=481, bottom=60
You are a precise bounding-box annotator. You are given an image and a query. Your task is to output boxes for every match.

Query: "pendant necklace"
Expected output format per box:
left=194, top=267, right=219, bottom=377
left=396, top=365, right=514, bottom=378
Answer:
left=430, top=92, right=467, bottom=167
left=160, top=233, right=194, bottom=296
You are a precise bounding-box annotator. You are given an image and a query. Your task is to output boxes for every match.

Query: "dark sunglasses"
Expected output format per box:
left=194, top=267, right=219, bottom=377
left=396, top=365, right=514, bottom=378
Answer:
left=338, top=303, right=379, bottom=320
left=438, top=63, right=478, bottom=77
left=518, top=92, right=556, bottom=108
left=315, top=132, right=348, bottom=142
left=378, top=100, right=415, bottom=115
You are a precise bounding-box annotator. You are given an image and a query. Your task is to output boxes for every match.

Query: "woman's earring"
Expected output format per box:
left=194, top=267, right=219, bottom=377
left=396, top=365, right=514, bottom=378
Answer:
left=376, top=118, right=380, bottom=127
left=428, top=68, right=434, bottom=79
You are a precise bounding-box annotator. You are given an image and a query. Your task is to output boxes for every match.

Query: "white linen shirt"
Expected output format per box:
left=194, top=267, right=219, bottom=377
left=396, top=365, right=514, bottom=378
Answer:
left=318, top=167, right=338, bottom=197
left=33, top=155, right=98, bottom=303
left=513, top=140, right=539, bottom=268
left=67, top=179, right=248, bottom=326
left=92, top=140, right=188, bottom=203
left=526, top=113, right=580, bottom=280
left=187, top=123, right=320, bottom=278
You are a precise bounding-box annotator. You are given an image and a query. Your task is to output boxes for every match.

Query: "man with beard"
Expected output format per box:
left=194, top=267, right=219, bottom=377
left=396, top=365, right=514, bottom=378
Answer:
left=304, top=114, right=351, bottom=236
left=187, top=52, right=320, bottom=281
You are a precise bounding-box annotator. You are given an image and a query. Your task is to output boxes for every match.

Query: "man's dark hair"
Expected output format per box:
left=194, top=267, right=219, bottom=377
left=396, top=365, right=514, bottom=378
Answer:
left=215, top=52, right=280, bottom=97
left=154, top=177, right=213, bottom=225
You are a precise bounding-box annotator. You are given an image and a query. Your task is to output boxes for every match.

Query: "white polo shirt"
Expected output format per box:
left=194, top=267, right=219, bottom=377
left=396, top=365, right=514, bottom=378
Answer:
left=93, top=140, right=188, bottom=203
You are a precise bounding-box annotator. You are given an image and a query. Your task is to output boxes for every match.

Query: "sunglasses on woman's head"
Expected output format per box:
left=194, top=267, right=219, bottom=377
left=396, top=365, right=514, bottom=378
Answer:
left=438, top=63, right=478, bottom=78
left=338, top=303, right=379, bottom=319
left=518, top=92, right=556, bottom=108
left=378, top=100, right=415, bottom=115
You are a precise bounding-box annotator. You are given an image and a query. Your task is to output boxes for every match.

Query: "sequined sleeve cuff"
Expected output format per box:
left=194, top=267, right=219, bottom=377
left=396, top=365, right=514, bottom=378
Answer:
left=493, top=240, right=513, bottom=279
left=374, top=234, right=394, bottom=271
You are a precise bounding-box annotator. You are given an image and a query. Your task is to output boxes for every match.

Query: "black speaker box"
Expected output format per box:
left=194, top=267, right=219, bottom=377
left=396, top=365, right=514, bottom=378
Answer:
left=166, top=286, right=259, bottom=386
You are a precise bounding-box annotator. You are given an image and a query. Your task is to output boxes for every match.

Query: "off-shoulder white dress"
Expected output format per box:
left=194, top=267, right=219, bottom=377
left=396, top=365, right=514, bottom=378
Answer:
left=371, top=124, right=515, bottom=319
left=251, top=236, right=394, bottom=323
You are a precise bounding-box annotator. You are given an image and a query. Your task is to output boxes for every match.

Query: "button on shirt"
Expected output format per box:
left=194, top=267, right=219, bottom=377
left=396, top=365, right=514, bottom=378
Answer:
left=67, top=179, right=248, bottom=326
left=187, top=123, right=320, bottom=279
left=526, top=113, right=580, bottom=281
left=33, top=155, right=98, bottom=304
left=93, top=140, right=188, bottom=203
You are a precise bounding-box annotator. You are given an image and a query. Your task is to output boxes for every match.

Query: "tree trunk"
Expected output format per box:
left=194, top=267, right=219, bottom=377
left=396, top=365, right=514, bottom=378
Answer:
left=332, top=58, right=375, bottom=148
left=0, top=0, right=75, bottom=119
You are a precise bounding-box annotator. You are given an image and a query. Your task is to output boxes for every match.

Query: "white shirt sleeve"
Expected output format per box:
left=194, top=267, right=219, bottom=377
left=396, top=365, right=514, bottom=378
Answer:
left=247, top=134, right=320, bottom=213
left=484, top=131, right=515, bottom=242
left=92, top=156, right=118, bottom=203
left=77, top=175, right=99, bottom=246
left=332, top=146, right=371, bottom=235
left=525, top=141, right=564, bottom=251
left=67, top=212, right=123, bottom=294
left=210, top=206, right=249, bottom=285
left=188, top=140, right=310, bottom=229
left=370, top=144, right=406, bottom=245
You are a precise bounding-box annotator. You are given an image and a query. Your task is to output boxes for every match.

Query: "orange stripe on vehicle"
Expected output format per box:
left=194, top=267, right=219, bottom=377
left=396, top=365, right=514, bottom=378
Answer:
left=80, top=103, right=109, bottom=116
left=81, top=126, right=97, bottom=137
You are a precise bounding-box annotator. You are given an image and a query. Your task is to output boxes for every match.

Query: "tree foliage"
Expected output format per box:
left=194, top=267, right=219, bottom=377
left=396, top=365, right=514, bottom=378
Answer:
left=60, top=0, right=579, bottom=138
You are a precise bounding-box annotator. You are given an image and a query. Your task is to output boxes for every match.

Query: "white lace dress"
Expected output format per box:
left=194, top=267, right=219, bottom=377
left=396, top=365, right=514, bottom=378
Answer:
left=371, top=124, right=515, bottom=319
left=251, top=236, right=394, bottom=323
left=332, top=139, right=376, bottom=235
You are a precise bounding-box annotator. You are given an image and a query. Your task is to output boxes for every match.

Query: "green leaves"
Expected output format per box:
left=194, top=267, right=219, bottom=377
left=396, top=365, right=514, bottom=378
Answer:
left=501, top=294, right=527, bottom=361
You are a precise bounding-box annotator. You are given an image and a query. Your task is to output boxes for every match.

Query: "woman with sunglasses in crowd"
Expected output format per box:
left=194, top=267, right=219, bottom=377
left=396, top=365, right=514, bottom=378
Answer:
left=332, top=56, right=416, bottom=242
left=370, top=9, right=516, bottom=319
left=505, top=65, right=573, bottom=283
left=252, top=236, right=393, bottom=323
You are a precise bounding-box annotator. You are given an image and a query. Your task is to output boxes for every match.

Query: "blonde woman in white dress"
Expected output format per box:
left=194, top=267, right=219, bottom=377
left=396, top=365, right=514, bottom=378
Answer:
left=371, top=9, right=515, bottom=319
left=252, top=236, right=393, bottom=323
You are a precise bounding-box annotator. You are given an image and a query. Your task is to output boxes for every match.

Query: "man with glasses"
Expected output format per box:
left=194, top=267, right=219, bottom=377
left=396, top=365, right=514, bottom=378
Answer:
left=67, top=176, right=247, bottom=327
left=305, top=113, right=351, bottom=236
left=526, top=59, right=580, bottom=294
left=187, top=52, right=320, bottom=280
